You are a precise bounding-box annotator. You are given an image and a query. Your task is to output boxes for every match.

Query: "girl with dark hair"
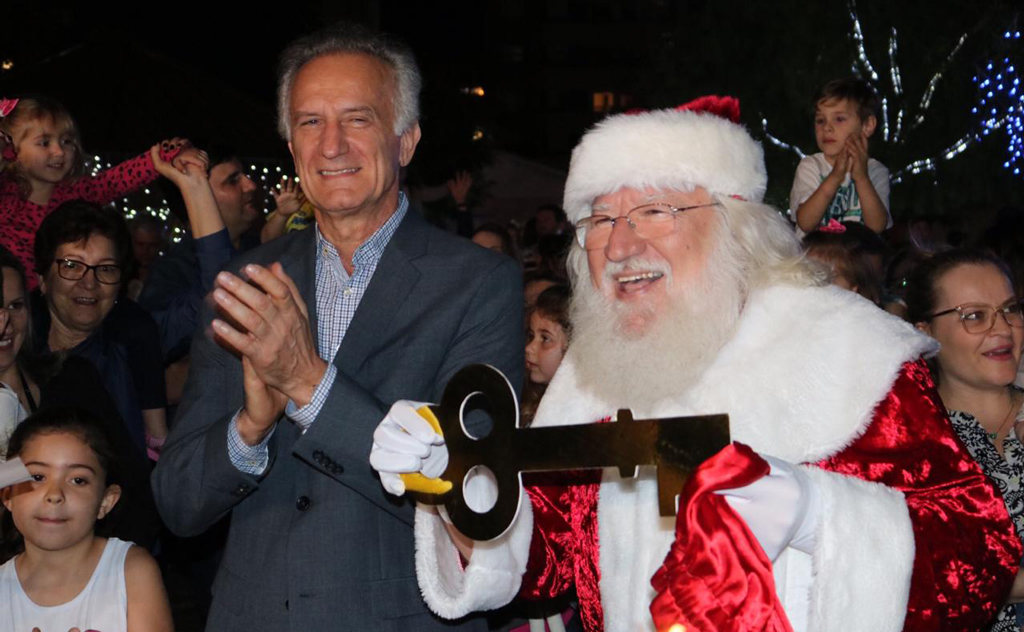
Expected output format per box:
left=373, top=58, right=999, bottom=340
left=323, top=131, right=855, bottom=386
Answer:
left=0, top=407, right=172, bottom=631
left=0, top=243, right=161, bottom=549
left=521, top=285, right=571, bottom=427
left=909, top=248, right=1024, bottom=631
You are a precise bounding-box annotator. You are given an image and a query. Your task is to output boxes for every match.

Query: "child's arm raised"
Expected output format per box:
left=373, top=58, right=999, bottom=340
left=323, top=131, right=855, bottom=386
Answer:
left=124, top=546, right=174, bottom=632
left=149, top=145, right=224, bottom=239
left=846, top=133, right=889, bottom=233
left=793, top=152, right=849, bottom=232
left=59, top=138, right=192, bottom=207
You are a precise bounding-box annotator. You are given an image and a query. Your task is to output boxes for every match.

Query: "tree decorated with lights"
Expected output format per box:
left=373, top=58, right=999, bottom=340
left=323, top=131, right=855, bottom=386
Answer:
left=973, top=30, right=1024, bottom=176
left=762, top=0, right=1021, bottom=190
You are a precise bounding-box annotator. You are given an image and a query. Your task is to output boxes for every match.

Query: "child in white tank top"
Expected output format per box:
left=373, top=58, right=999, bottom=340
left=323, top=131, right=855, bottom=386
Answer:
left=0, top=408, right=172, bottom=632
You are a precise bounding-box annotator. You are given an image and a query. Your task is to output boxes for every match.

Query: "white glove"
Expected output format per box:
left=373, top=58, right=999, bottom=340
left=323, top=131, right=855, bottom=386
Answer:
left=370, top=400, right=448, bottom=496
left=716, top=454, right=820, bottom=561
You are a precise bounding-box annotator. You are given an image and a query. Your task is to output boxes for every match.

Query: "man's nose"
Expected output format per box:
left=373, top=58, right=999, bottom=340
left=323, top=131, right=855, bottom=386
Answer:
left=321, top=122, right=350, bottom=158
left=242, top=175, right=257, bottom=192
left=604, top=216, right=645, bottom=262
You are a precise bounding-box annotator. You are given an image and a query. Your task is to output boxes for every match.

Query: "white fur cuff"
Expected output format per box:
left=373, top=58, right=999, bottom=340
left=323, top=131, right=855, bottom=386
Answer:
left=803, top=467, right=913, bottom=632
left=414, top=495, right=534, bottom=619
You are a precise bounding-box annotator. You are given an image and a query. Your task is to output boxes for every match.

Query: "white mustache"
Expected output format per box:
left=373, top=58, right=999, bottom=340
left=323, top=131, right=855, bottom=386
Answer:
left=602, top=258, right=672, bottom=283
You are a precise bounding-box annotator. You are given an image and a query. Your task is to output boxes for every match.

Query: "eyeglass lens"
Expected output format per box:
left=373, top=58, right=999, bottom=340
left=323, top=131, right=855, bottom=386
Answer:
left=961, top=303, right=1024, bottom=333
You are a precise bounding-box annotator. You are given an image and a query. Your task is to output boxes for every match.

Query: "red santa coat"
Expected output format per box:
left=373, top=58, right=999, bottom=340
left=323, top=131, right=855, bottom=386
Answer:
left=415, top=284, right=1020, bottom=632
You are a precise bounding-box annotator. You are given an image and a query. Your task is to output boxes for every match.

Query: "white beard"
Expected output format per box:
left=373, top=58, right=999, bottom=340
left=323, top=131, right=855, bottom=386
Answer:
left=569, top=239, right=745, bottom=413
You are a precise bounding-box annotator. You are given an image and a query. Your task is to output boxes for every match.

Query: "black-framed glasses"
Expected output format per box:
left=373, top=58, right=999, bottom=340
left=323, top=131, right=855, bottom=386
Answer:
left=574, top=202, right=721, bottom=250
left=53, top=258, right=122, bottom=284
left=925, top=300, right=1024, bottom=334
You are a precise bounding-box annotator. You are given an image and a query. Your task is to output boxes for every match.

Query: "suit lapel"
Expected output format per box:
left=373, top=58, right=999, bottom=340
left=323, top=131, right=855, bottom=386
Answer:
left=279, top=227, right=321, bottom=356
left=333, top=211, right=427, bottom=374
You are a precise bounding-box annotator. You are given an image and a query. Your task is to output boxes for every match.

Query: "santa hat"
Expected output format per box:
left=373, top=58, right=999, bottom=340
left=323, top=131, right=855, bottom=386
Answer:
left=562, top=96, right=767, bottom=224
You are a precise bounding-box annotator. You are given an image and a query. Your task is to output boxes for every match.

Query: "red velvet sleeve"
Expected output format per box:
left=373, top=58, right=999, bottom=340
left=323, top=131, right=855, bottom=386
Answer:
left=816, top=360, right=1021, bottom=632
left=519, top=471, right=603, bottom=631
left=54, top=144, right=183, bottom=207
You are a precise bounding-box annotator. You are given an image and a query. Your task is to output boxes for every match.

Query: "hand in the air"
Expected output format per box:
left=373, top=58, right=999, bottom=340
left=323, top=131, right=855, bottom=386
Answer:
left=370, top=400, right=449, bottom=496
left=273, top=176, right=305, bottom=217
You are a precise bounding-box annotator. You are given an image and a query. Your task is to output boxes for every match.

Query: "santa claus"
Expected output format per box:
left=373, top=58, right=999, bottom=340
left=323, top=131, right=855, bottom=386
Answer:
left=370, top=99, right=1020, bottom=632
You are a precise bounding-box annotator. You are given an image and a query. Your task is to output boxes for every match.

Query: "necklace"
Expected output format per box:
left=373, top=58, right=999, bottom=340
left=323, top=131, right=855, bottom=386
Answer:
left=986, top=390, right=1022, bottom=442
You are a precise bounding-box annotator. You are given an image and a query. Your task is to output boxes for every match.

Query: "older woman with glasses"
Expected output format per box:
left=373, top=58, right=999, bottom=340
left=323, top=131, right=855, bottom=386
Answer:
left=32, top=200, right=167, bottom=460
left=909, top=247, right=1024, bottom=632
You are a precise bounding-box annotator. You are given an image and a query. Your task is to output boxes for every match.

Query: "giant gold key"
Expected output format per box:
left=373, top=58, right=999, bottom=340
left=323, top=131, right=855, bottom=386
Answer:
left=406, top=364, right=731, bottom=541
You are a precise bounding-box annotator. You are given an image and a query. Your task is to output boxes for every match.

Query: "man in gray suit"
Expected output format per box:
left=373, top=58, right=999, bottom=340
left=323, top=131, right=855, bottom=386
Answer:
left=152, top=23, right=523, bottom=631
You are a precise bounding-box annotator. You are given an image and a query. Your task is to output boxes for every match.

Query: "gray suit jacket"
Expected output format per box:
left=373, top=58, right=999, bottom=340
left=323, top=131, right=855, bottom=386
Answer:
left=152, top=211, right=524, bottom=631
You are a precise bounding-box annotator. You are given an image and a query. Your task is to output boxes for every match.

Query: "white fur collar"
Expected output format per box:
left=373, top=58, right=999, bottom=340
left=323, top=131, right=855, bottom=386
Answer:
left=533, top=284, right=937, bottom=463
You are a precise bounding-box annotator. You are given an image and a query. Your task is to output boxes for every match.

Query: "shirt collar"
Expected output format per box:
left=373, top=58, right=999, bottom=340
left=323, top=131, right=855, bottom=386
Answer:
left=315, top=191, right=408, bottom=269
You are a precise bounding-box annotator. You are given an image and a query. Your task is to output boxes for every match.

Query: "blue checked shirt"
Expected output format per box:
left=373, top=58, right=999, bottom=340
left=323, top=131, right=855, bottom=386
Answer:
left=227, top=194, right=409, bottom=474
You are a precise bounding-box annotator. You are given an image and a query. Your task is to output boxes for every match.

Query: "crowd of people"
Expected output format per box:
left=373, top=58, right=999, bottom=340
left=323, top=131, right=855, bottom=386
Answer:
left=0, top=20, right=1022, bottom=632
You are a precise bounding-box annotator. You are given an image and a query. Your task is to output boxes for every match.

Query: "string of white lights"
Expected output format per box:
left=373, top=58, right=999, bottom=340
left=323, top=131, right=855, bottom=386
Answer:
left=86, top=157, right=288, bottom=244
left=889, top=28, right=903, bottom=98
left=761, top=118, right=807, bottom=159
left=847, top=0, right=879, bottom=82
left=910, top=32, right=969, bottom=132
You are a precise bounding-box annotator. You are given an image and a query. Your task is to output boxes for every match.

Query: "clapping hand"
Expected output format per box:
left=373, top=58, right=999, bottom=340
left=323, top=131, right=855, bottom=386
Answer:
left=211, top=263, right=327, bottom=444
left=845, top=130, right=870, bottom=181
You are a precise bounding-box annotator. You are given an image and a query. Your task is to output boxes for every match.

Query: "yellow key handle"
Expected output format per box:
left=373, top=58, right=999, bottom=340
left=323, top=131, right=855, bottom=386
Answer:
left=399, top=406, right=453, bottom=494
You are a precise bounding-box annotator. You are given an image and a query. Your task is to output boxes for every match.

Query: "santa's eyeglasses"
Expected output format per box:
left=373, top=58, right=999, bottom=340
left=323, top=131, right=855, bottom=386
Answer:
left=924, top=300, right=1024, bottom=334
left=574, top=202, right=721, bottom=250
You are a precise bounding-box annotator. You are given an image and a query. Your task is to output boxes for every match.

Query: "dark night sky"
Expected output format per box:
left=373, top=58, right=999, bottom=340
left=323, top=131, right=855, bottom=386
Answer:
left=2, top=0, right=1022, bottom=215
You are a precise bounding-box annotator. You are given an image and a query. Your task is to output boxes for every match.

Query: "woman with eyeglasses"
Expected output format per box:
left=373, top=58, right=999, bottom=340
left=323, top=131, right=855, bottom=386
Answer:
left=908, top=247, right=1024, bottom=631
left=0, top=242, right=161, bottom=547
left=31, top=200, right=168, bottom=460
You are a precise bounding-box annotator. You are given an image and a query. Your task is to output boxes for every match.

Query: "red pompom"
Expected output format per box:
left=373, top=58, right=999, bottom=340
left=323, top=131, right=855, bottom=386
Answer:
left=675, top=95, right=741, bottom=123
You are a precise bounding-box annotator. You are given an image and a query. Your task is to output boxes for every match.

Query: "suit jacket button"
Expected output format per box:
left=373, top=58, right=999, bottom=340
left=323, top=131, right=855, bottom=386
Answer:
left=296, top=495, right=311, bottom=511
left=234, top=484, right=249, bottom=496
left=330, top=464, right=343, bottom=475
left=312, top=450, right=324, bottom=464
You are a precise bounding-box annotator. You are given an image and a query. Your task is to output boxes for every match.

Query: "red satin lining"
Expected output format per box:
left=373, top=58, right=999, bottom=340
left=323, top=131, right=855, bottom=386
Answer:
left=649, top=443, right=793, bottom=632
left=650, top=361, right=1020, bottom=632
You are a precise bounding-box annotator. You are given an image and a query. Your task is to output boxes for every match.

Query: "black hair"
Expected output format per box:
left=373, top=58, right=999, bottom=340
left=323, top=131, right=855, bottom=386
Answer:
left=905, top=248, right=1015, bottom=325
left=1, top=407, right=122, bottom=562
left=161, top=139, right=241, bottom=226
left=529, top=284, right=571, bottom=336
left=814, top=78, right=881, bottom=122
left=802, top=222, right=887, bottom=304
left=472, top=223, right=518, bottom=260
left=0, top=244, right=61, bottom=384
left=33, top=200, right=132, bottom=276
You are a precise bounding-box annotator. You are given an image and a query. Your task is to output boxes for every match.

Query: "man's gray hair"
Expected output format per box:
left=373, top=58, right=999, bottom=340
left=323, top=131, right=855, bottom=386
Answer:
left=567, top=195, right=825, bottom=295
left=276, top=22, right=422, bottom=139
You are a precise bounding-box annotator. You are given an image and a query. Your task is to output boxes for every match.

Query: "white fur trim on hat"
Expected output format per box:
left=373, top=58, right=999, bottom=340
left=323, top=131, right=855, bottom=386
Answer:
left=562, top=109, right=767, bottom=223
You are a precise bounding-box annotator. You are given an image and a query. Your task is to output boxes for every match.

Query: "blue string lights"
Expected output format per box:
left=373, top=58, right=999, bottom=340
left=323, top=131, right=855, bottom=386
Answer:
left=972, top=30, right=1023, bottom=176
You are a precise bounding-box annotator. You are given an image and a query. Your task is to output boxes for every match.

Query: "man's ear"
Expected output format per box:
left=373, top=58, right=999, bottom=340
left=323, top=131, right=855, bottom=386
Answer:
left=399, top=123, right=422, bottom=168
left=97, top=484, right=122, bottom=520
left=915, top=320, right=932, bottom=336
left=861, top=115, right=877, bottom=139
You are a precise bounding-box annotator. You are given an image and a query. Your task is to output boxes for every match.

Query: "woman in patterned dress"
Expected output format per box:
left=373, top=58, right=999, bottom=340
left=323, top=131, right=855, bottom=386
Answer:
left=909, top=248, right=1024, bottom=631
